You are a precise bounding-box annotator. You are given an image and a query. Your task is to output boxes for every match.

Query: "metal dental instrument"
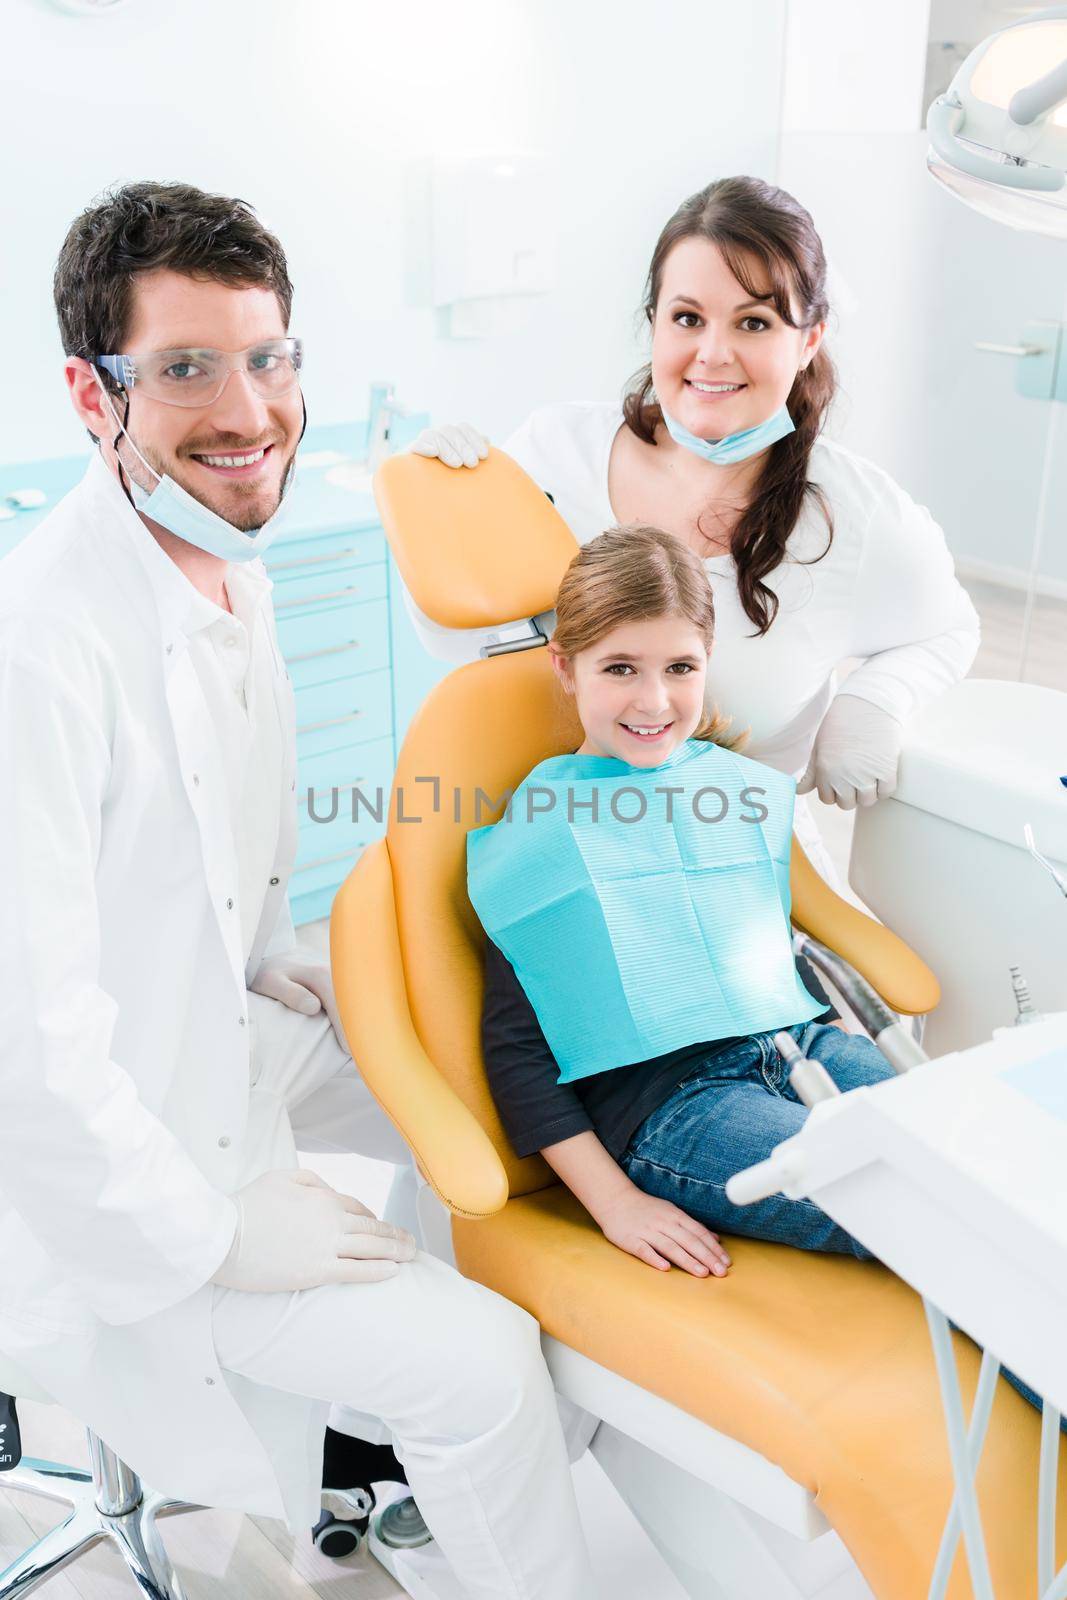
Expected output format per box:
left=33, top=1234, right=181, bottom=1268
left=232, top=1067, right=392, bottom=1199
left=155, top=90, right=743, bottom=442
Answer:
left=791, top=931, right=928, bottom=1074
left=1023, top=822, right=1067, bottom=900
left=773, top=1029, right=841, bottom=1108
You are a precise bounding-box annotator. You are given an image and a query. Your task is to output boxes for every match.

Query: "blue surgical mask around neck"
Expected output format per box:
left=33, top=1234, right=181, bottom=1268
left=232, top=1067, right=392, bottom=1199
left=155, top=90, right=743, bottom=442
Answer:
left=96, top=376, right=298, bottom=563
left=660, top=402, right=795, bottom=465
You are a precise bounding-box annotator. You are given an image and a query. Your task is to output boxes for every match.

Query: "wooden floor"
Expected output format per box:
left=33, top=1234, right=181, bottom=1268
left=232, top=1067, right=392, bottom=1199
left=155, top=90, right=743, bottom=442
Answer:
left=1, top=578, right=1061, bottom=1600
left=0, top=1400, right=403, bottom=1599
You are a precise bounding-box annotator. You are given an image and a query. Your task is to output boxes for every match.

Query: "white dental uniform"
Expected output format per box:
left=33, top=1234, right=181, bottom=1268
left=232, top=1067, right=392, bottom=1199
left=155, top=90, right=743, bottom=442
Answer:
left=0, top=455, right=594, bottom=1599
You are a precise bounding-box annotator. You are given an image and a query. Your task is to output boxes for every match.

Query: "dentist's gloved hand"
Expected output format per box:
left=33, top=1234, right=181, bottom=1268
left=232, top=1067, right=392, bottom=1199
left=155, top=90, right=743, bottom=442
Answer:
left=212, top=1169, right=416, bottom=1293
left=249, top=954, right=349, bottom=1053
left=411, top=422, right=489, bottom=469
left=797, top=694, right=903, bottom=811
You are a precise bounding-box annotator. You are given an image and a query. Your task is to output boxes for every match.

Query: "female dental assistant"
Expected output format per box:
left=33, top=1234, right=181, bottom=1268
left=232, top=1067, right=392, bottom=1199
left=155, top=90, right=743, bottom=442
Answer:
left=411, top=176, right=980, bottom=855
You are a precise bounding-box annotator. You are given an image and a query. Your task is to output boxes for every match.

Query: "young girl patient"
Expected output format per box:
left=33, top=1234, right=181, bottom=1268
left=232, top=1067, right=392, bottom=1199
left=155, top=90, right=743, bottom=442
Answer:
left=467, top=524, right=894, bottom=1280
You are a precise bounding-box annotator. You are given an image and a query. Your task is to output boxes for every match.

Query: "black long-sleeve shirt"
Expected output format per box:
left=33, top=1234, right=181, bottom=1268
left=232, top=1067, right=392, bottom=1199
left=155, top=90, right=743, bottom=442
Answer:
left=480, top=939, right=838, bottom=1161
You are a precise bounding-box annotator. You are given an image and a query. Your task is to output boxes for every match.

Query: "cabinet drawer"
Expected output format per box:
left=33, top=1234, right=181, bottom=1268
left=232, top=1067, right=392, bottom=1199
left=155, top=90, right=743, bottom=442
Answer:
left=265, top=525, right=385, bottom=573
left=296, top=735, right=395, bottom=849
left=272, top=560, right=387, bottom=612
left=280, top=596, right=390, bottom=680
left=298, top=733, right=394, bottom=805
left=294, top=669, right=392, bottom=759
left=295, top=812, right=386, bottom=876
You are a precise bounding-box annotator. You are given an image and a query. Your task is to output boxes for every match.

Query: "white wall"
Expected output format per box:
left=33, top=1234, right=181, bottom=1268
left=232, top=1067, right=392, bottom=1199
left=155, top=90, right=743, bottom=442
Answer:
left=779, top=0, right=1067, bottom=586
left=8, top=0, right=1060, bottom=585
left=0, top=0, right=785, bottom=464
left=783, top=0, right=931, bottom=134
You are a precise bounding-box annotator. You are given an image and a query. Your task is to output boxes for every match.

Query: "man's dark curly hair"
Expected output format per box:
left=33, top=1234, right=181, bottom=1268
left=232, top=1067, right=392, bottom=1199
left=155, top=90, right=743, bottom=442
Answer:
left=54, top=180, right=294, bottom=371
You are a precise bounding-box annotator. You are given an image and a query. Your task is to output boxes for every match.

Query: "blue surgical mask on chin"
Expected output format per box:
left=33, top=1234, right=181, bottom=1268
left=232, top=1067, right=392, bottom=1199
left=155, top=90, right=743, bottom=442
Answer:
left=660, top=402, right=795, bottom=465
left=97, top=378, right=297, bottom=563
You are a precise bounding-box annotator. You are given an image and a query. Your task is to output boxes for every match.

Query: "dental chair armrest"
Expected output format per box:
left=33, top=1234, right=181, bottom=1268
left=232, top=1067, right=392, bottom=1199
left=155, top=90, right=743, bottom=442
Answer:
left=331, top=841, right=510, bottom=1218
left=790, top=838, right=940, bottom=1017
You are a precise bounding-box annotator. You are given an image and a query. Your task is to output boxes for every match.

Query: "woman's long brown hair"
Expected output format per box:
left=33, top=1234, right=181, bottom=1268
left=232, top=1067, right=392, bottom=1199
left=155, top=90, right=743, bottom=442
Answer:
left=623, top=176, right=837, bottom=636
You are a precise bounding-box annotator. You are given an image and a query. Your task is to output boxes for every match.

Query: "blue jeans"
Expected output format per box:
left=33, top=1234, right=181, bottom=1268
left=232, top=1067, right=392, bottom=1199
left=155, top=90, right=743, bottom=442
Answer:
left=619, top=1021, right=893, bottom=1259
left=620, top=1022, right=1062, bottom=1424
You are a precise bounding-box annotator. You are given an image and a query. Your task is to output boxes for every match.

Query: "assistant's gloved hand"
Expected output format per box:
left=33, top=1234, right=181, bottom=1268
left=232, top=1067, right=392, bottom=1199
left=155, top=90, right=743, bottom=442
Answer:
left=249, top=954, right=349, bottom=1052
left=797, top=694, right=903, bottom=811
left=410, top=422, right=489, bottom=469
left=212, top=1169, right=416, bottom=1293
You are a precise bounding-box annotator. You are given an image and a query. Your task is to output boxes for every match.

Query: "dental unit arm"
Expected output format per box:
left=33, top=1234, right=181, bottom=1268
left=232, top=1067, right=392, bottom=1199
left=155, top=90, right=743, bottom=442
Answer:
left=726, top=936, right=931, bottom=1208
left=730, top=866, right=1064, bottom=1209
left=792, top=930, right=929, bottom=1076
left=730, top=817, right=1067, bottom=1210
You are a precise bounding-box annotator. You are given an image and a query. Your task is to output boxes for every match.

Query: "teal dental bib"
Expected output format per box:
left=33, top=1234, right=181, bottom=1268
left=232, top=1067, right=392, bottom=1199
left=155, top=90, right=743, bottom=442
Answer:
left=467, top=739, right=824, bottom=1084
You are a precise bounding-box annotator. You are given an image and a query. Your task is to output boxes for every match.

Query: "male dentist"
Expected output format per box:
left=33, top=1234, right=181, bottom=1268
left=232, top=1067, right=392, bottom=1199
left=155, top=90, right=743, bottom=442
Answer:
left=0, top=181, right=593, bottom=1599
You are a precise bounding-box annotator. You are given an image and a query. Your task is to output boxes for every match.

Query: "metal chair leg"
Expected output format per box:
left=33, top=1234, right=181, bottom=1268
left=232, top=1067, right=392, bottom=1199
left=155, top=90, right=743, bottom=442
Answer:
left=0, top=1432, right=193, bottom=1600
left=0, top=1459, right=92, bottom=1506
left=0, top=1504, right=104, bottom=1599
left=142, top=1492, right=202, bottom=1523
left=108, top=1507, right=187, bottom=1600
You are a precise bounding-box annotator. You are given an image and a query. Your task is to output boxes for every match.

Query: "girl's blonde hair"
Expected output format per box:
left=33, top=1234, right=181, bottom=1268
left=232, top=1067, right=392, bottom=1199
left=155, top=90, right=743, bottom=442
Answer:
left=552, top=524, right=745, bottom=749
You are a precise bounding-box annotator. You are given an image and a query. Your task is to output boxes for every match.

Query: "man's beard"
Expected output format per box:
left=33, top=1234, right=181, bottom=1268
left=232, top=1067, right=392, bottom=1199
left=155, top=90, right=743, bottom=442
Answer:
left=120, top=431, right=295, bottom=532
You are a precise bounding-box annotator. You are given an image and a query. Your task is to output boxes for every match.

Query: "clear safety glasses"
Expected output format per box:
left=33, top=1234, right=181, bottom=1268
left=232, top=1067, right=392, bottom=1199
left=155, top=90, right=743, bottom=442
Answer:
left=95, top=337, right=304, bottom=408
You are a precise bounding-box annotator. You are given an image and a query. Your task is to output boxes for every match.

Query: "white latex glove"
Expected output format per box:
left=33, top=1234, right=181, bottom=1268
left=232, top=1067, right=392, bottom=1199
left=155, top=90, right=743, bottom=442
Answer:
left=797, top=694, right=903, bottom=811
left=249, top=954, right=349, bottom=1053
left=212, top=1168, right=416, bottom=1293
left=410, top=422, right=489, bottom=469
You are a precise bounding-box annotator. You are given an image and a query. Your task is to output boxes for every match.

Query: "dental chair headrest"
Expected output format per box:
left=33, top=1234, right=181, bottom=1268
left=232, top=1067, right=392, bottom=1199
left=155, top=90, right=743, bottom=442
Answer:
left=373, top=448, right=579, bottom=630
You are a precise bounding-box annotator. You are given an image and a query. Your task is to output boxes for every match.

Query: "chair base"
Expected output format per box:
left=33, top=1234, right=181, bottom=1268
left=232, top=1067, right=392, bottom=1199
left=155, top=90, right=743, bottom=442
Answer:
left=0, top=1451, right=196, bottom=1600
left=366, top=1486, right=462, bottom=1600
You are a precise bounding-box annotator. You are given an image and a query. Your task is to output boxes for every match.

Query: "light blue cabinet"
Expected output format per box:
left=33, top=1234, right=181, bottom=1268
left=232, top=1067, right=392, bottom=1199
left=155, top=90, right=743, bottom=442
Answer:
left=0, top=416, right=449, bottom=927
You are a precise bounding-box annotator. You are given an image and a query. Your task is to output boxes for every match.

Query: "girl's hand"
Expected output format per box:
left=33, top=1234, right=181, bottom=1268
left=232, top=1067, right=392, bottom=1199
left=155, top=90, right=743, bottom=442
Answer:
left=596, top=1187, right=732, bottom=1277
left=540, top=1131, right=730, bottom=1278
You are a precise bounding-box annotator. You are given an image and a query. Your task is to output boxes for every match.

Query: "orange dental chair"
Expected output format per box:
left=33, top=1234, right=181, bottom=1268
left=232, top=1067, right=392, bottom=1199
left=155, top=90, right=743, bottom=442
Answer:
left=332, top=449, right=1066, bottom=1599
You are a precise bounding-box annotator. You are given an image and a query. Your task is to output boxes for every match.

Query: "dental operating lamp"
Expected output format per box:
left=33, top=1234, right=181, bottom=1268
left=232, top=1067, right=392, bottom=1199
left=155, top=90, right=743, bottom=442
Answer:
left=926, top=5, right=1067, bottom=237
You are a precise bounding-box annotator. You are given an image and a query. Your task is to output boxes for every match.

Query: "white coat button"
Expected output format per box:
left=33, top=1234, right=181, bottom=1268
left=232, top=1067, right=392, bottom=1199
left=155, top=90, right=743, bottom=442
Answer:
left=269, top=876, right=279, bottom=885
left=238, top=1017, right=246, bottom=1027
left=192, top=774, right=200, bottom=787
left=165, top=643, right=173, bottom=655
left=226, top=898, right=234, bottom=910
left=218, top=1135, right=231, bottom=1149
left=205, top=1377, right=215, bottom=1386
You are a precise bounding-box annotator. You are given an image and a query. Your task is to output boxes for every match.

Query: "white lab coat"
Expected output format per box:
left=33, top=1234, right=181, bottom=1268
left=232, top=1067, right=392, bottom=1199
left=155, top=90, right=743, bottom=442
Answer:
left=0, top=455, right=366, bottom=1526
